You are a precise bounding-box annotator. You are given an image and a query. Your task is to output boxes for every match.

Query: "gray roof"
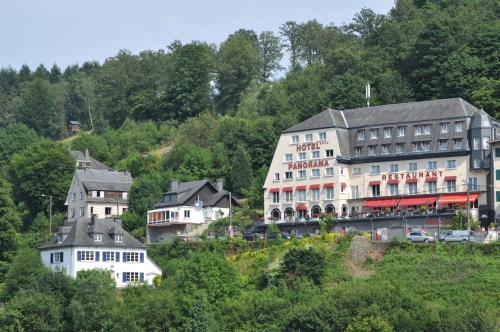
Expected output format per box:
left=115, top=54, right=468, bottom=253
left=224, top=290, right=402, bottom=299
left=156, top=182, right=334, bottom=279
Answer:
left=71, top=150, right=113, bottom=171
left=283, top=98, right=482, bottom=133
left=76, top=169, right=133, bottom=192
left=40, top=217, right=145, bottom=249
left=69, top=120, right=81, bottom=125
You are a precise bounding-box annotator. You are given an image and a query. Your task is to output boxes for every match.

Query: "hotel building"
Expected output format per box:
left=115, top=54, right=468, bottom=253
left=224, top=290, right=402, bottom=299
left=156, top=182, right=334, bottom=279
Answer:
left=263, top=98, right=500, bottom=226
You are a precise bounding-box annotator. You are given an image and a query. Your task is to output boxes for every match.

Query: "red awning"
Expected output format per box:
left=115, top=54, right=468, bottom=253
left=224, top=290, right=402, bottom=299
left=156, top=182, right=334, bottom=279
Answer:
left=387, top=179, right=399, bottom=184
left=399, top=196, right=437, bottom=206
left=406, top=178, right=418, bottom=183
left=296, top=204, right=308, bottom=210
left=309, top=184, right=320, bottom=189
left=425, top=177, right=437, bottom=182
left=269, top=188, right=280, bottom=193
left=368, top=181, right=380, bottom=186
left=282, top=187, right=293, bottom=192
left=296, top=185, right=306, bottom=190
left=341, top=182, right=347, bottom=188
left=444, top=176, right=457, bottom=181
left=438, top=193, right=479, bottom=205
left=363, top=198, right=399, bottom=208
left=323, top=183, right=334, bottom=188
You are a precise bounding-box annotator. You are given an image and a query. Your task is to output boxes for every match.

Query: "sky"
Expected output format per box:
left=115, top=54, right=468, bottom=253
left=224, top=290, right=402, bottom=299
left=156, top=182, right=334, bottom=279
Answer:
left=0, top=0, right=394, bottom=70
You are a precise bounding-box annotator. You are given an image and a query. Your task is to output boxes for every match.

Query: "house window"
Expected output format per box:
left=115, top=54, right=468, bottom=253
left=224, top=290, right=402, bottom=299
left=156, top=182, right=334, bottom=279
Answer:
left=319, top=132, right=327, bottom=140
left=355, top=147, right=363, bottom=156
left=125, top=272, right=140, bottom=282
left=325, top=168, right=334, bottom=176
left=72, top=193, right=76, bottom=201
left=325, top=187, right=334, bottom=200
left=104, top=252, right=115, bottom=262
left=408, top=183, right=417, bottom=195
left=397, top=126, right=406, bottom=137
left=351, top=186, right=359, bottom=199
left=79, top=207, right=85, bottom=217
left=305, top=133, right=313, bottom=142
left=446, top=160, right=456, bottom=169
left=311, top=189, right=320, bottom=201
left=92, top=191, right=97, bottom=197
left=184, top=210, right=191, bottom=219
left=496, top=170, right=500, bottom=181
left=495, top=148, right=500, bottom=157
left=272, top=192, right=280, bottom=204
left=94, top=233, right=102, bottom=242
left=371, top=185, right=380, bottom=197
left=483, top=136, right=490, bottom=150
left=497, top=191, right=500, bottom=202
left=427, top=161, right=437, bottom=170
left=126, top=252, right=140, bottom=262
left=408, top=162, right=417, bottom=171
left=298, top=190, right=306, bottom=201
left=473, top=137, right=480, bottom=150
left=352, top=167, right=361, bottom=175
left=439, top=140, right=448, bottom=150
left=412, top=141, right=431, bottom=152
left=428, top=181, right=437, bottom=193
left=369, top=129, right=378, bottom=139
left=291, top=135, right=299, bottom=144
left=395, top=143, right=404, bottom=153
left=455, top=121, right=464, bottom=132
left=298, top=152, right=306, bottom=160
left=80, top=251, right=95, bottom=261
left=357, top=130, right=365, bottom=141
left=384, top=128, right=392, bottom=138
left=389, top=164, right=399, bottom=173
left=80, top=192, right=84, bottom=200
left=340, top=167, right=345, bottom=175
left=440, top=122, right=449, bottom=134
left=115, top=234, right=123, bottom=243
left=446, top=180, right=457, bottom=193
left=312, top=151, right=320, bottom=159
left=370, top=165, right=380, bottom=174
left=274, top=173, right=280, bottom=181
left=468, top=177, right=478, bottom=191
left=453, top=138, right=463, bottom=149
left=368, top=145, right=376, bottom=155
left=97, top=191, right=102, bottom=197
left=388, top=184, right=399, bottom=196
left=57, top=234, right=64, bottom=243
left=473, top=159, right=481, bottom=168
left=311, top=169, right=320, bottom=177
left=285, top=153, right=293, bottom=162
left=53, top=252, right=63, bottom=263
left=285, top=191, right=293, bottom=202
left=415, top=124, right=431, bottom=135
left=285, top=171, right=293, bottom=180
left=325, top=149, right=334, bottom=157
left=381, top=144, right=390, bottom=154
left=71, top=209, right=75, bottom=218
left=298, top=170, right=306, bottom=179
left=105, top=207, right=112, bottom=216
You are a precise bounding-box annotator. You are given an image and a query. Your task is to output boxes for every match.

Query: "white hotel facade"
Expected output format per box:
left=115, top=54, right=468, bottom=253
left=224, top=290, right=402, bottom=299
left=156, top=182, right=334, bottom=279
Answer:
left=263, top=99, right=500, bottom=226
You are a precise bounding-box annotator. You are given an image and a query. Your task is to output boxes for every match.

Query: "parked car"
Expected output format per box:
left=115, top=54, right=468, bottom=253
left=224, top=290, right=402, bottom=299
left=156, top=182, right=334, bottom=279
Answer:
left=265, top=232, right=291, bottom=240
left=243, top=232, right=264, bottom=241
left=440, top=230, right=473, bottom=243
left=407, top=231, right=434, bottom=243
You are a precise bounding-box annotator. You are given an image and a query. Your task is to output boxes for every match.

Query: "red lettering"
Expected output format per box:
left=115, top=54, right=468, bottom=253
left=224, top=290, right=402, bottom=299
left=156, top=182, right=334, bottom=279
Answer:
left=412, top=173, right=417, bottom=179
left=318, top=160, right=324, bottom=167
left=382, top=174, right=387, bottom=181
left=419, top=172, right=424, bottom=178
left=439, top=171, right=443, bottom=177
left=432, top=171, right=437, bottom=177
left=324, top=160, right=329, bottom=166
left=303, top=162, right=307, bottom=169
left=288, top=163, right=293, bottom=170
left=308, top=161, right=313, bottom=168
left=425, top=171, right=430, bottom=178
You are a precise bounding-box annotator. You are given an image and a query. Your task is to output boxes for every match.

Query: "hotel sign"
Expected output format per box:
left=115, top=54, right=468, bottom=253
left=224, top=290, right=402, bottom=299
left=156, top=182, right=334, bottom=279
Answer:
left=288, top=159, right=330, bottom=170
left=381, top=170, right=444, bottom=181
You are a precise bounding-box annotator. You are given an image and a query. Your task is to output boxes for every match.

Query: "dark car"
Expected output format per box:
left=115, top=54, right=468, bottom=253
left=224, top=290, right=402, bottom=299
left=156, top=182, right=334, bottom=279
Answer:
left=243, top=232, right=264, bottom=241
left=265, top=232, right=291, bottom=240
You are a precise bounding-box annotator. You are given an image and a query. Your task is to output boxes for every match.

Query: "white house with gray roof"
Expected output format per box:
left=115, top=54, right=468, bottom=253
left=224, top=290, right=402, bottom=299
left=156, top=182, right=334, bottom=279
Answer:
left=40, top=215, right=162, bottom=287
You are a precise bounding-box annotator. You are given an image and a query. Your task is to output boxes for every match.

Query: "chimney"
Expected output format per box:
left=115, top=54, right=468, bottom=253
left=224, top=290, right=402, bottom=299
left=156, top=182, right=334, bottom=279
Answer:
left=113, top=217, right=122, bottom=228
left=171, top=180, right=178, bottom=190
left=91, top=214, right=98, bottom=225
left=85, top=148, right=89, bottom=159
left=216, top=178, right=223, bottom=192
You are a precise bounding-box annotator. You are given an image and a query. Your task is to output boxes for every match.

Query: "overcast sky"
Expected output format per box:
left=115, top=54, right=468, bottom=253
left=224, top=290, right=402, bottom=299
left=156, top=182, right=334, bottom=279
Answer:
left=0, top=0, right=394, bottom=70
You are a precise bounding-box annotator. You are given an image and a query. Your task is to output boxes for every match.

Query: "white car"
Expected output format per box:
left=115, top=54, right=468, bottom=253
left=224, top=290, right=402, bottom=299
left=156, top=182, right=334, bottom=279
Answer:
left=407, top=231, right=434, bottom=243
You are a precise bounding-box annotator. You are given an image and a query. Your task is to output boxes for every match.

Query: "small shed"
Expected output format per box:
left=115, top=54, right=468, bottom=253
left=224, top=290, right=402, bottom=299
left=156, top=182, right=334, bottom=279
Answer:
left=68, top=120, right=81, bottom=135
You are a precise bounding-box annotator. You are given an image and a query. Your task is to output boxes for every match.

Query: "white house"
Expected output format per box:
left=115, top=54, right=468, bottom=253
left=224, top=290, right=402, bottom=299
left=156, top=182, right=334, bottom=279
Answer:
left=146, top=179, right=239, bottom=243
left=40, top=216, right=162, bottom=287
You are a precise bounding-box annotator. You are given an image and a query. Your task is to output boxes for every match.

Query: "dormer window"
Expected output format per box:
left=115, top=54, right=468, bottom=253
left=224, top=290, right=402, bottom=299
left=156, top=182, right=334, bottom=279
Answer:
left=115, top=234, right=123, bottom=243
left=122, top=192, right=128, bottom=200
left=383, top=128, right=392, bottom=138
left=369, top=129, right=378, bottom=139
left=455, top=121, right=464, bottom=132
left=57, top=234, right=64, bottom=243
left=357, top=130, right=365, bottom=141
left=94, top=233, right=103, bottom=242
left=415, top=124, right=431, bottom=136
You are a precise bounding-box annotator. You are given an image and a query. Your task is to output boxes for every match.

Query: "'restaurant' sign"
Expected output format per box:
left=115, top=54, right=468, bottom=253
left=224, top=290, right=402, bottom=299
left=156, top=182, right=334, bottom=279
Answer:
left=381, top=170, right=444, bottom=181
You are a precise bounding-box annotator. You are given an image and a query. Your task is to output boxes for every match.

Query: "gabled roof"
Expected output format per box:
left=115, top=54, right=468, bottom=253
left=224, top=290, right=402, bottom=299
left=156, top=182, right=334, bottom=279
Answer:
left=76, top=169, right=133, bottom=192
left=70, top=150, right=113, bottom=171
left=69, top=120, right=81, bottom=125
left=40, top=217, right=145, bottom=249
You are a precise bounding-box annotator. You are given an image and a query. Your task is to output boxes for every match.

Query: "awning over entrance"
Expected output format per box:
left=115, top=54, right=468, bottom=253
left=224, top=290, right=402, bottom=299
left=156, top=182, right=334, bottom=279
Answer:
left=363, top=198, right=399, bottom=208
left=296, top=204, right=308, bottom=210
left=438, top=193, right=479, bottom=205
left=296, top=185, right=306, bottom=190
left=398, top=196, right=437, bottom=206
left=406, top=178, right=418, bottom=183
left=368, top=181, right=381, bottom=186
left=444, top=176, right=457, bottom=181
left=282, top=187, right=293, bottom=192
left=323, top=183, right=334, bottom=188
left=425, top=177, right=437, bottom=182
left=387, top=179, right=399, bottom=184
left=269, top=188, right=280, bottom=193
left=309, top=184, right=320, bottom=189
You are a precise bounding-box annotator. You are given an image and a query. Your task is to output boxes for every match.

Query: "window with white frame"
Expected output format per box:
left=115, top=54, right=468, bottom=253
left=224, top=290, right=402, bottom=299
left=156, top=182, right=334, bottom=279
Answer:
left=57, top=234, right=64, bottom=243
left=357, top=130, right=365, bottom=141
left=371, top=185, right=380, bottom=197
left=369, top=129, right=378, bottom=139
left=285, top=171, right=293, bottom=180
left=483, top=136, right=490, bottom=150
left=352, top=167, right=361, bottom=175
left=312, top=150, right=320, bottom=159
left=311, top=169, right=320, bottom=177
left=80, top=251, right=95, bottom=261
left=368, top=145, right=376, bottom=155
left=80, top=191, right=84, bottom=200
left=298, top=170, right=306, bottom=179
left=71, top=209, right=75, bottom=218
left=318, top=132, right=327, bottom=140
left=325, top=187, right=334, bottom=200
left=453, top=138, right=464, bottom=149
left=355, top=146, right=362, bottom=156
left=285, top=153, right=293, bottom=162
left=126, top=252, right=140, bottom=262
left=298, top=152, right=306, bottom=160
left=473, top=137, right=480, bottom=150
left=370, top=165, right=380, bottom=174
left=415, top=124, right=431, bottom=135
left=381, top=144, right=390, bottom=154
left=104, top=252, right=115, bottom=262
left=408, top=183, right=417, bottom=195
left=184, top=210, right=191, bottom=218
left=446, top=180, right=457, bottom=192
left=428, top=181, right=437, bottom=193
left=311, top=189, right=320, bottom=201
left=292, top=135, right=299, bottom=144
left=455, top=121, right=464, bottom=132
left=79, top=207, right=85, bottom=217
left=115, top=234, right=123, bottom=243
left=272, top=192, right=280, bottom=204
left=446, top=160, right=456, bottom=169
left=389, top=184, right=399, bottom=196
left=384, top=128, right=393, bottom=138
left=274, top=173, right=280, bottom=181
left=72, top=193, right=76, bottom=201
left=468, top=177, right=478, bottom=191
left=389, top=164, right=399, bottom=173
left=412, top=141, right=431, bottom=152
left=473, top=159, right=481, bottom=168
left=285, top=191, right=293, bottom=202
left=325, top=167, right=334, bottom=176
left=125, top=272, right=140, bottom=282
left=298, top=190, right=306, bottom=201
left=351, top=186, right=359, bottom=199
left=305, top=133, right=313, bottom=142
left=397, top=126, right=406, bottom=137
left=53, top=252, right=63, bottom=263
left=440, top=122, right=449, bottom=133
left=395, top=143, right=405, bottom=153
left=408, top=162, right=417, bottom=171
left=439, top=140, right=448, bottom=150
left=325, top=149, right=334, bottom=157
left=94, top=233, right=102, bottom=242
left=427, top=161, right=437, bottom=170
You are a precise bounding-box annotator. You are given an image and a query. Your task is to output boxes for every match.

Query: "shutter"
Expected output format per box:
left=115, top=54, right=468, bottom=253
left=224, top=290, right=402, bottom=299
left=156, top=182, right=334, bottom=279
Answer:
left=60, top=252, right=64, bottom=263
left=140, top=253, right=144, bottom=263
left=140, top=272, right=144, bottom=282
left=77, top=251, right=82, bottom=261
left=50, top=253, right=53, bottom=264
left=95, top=251, right=100, bottom=261
left=102, top=252, right=107, bottom=262
left=122, top=272, right=127, bottom=283
left=123, top=252, right=127, bottom=262
left=116, top=252, right=120, bottom=262
left=496, top=170, right=500, bottom=181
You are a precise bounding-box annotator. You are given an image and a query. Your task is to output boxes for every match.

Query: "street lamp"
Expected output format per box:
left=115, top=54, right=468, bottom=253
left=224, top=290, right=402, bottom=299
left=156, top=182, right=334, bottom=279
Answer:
left=41, top=194, right=53, bottom=234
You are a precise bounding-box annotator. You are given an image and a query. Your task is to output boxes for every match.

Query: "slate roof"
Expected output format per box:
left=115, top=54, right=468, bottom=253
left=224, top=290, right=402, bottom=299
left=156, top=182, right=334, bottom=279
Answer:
left=76, top=169, right=133, bottom=192
left=283, top=98, right=482, bottom=133
left=40, top=217, right=145, bottom=249
left=69, top=120, right=81, bottom=125
left=70, top=150, right=113, bottom=171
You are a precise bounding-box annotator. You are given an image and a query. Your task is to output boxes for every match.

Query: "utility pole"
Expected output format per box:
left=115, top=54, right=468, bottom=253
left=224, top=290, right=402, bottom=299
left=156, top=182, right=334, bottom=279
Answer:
left=42, top=194, right=53, bottom=234
left=466, top=181, right=471, bottom=241
left=228, top=191, right=233, bottom=238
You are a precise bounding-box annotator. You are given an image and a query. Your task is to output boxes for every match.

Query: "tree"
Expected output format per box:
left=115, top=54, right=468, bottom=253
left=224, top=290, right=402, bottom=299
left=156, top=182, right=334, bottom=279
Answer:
left=243, top=167, right=267, bottom=209
left=346, top=8, right=387, bottom=43
left=258, top=31, right=283, bottom=81
left=3, top=248, right=47, bottom=298
left=49, top=64, right=62, bottom=83
left=228, top=145, right=253, bottom=196
left=279, top=248, right=326, bottom=285
left=0, top=177, right=20, bottom=261
left=0, top=123, right=38, bottom=171
left=280, top=21, right=301, bottom=68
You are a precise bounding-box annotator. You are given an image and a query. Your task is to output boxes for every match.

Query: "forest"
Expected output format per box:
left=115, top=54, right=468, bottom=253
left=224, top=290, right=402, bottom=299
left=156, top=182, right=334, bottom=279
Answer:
left=0, top=0, right=499, bottom=330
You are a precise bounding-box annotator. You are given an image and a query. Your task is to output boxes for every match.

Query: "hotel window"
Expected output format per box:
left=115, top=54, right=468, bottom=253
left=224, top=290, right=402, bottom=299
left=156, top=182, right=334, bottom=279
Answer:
left=384, top=128, right=393, bottom=138
left=455, top=121, right=464, bottom=132
left=285, top=153, right=293, bottom=162
left=381, top=144, right=390, bottom=154
left=440, top=122, right=449, bottom=133
left=272, top=192, right=280, bottom=203
left=497, top=191, right=500, bottom=202
left=371, top=185, right=380, bottom=197
left=395, top=143, right=405, bottom=153
left=369, top=129, right=378, bottom=139
left=495, top=148, right=500, bottom=157
left=357, top=130, right=365, bottom=141
left=311, top=169, right=320, bottom=177
left=319, top=131, right=327, bottom=140
left=408, top=183, right=417, bottom=195
left=94, top=233, right=102, bottom=242
left=468, top=177, right=478, bottom=191
left=446, top=160, right=456, bottom=169
left=274, top=173, right=280, bottom=181
left=325, top=149, right=334, bottom=157
left=291, top=135, right=299, bottom=144
left=439, top=140, right=448, bottom=150
left=408, top=162, right=417, bottom=171
left=285, top=171, right=293, bottom=180
left=298, top=190, right=306, bottom=201
left=351, top=186, right=359, bottom=199
left=473, top=137, right=480, bottom=150
left=482, top=136, right=490, bottom=150
left=184, top=210, right=190, bottom=218
left=389, top=164, right=399, bottom=173
left=428, top=181, right=437, bottom=193
left=389, top=184, right=399, bottom=196
left=453, top=138, right=463, bottom=149
left=340, top=167, right=345, bottom=175
left=415, top=124, right=431, bottom=135
left=312, top=150, right=320, bottom=159
left=79, top=207, right=85, bottom=217
left=325, top=187, right=334, bottom=200
left=298, top=170, right=306, bottom=179
left=325, top=167, right=334, bottom=176
left=370, top=165, right=380, bottom=175
left=352, top=167, right=361, bottom=175
left=473, top=159, right=481, bottom=168
left=427, top=161, right=437, bottom=170
left=446, top=180, right=457, bottom=193
left=355, top=147, right=363, bottom=156
left=397, top=126, right=406, bottom=137
left=412, top=141, right=431, bottom=152
left=285, top=191, right=293, bottom=202
left=305, top=133, right=313, bottom=142
left=298, top=152, right=306, bottom=160
left=311, top=189, right=320, bottom=201
left=368, top=145, right=377, bottom=155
